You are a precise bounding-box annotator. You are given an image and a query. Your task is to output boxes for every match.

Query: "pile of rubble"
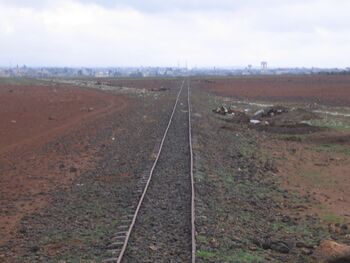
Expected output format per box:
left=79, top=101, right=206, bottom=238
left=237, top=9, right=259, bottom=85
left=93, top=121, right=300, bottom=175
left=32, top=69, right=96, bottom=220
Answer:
left=212, top=105, right=233, bottom=115
left=213, top=104, right=318, bottom=127
left=212, top=105, right=250, bottom=123
left=249, top=106, right=289, bottom=125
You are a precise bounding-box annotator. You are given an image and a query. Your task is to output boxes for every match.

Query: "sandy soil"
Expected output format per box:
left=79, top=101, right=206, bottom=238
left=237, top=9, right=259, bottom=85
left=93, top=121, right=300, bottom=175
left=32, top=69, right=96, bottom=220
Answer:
left=0, top=83, right=128, bottom=246
left=196, top=75, right=350, bottom=106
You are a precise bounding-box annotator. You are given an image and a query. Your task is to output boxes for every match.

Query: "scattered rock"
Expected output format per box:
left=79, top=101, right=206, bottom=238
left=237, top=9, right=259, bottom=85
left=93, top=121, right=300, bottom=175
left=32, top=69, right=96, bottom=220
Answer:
left=301, top=248, right=313, bottom=255
left=253, top=109, right=264, bottom=119
left=30, top=245, right=40, bottom=253
left=265, top=106, right=288, bottom=117
left=69, top=166, right=78, bottom=173
left=296, top=241, right=314, bottom=249
left=18, top=227, right=27, bottom=234
left=254, top=239, right=291, bottom=254
left=250, top=119, right=261, bottom=125
left=329, top=224, right=349, bottom=235
left=263, top=159, right=278, bottom=173
left=341, top=224, right=349, bottom=232
left=232, top=111, right=250, bottom=123
left=209, top=238, right=219, bottom=248
left=149, top=245, right=158, bottom=251
left=249, top=246, right=258, bottom=251
left=313, top=240, right=350, bottom=263
left=213, top=105, right=229, bottom=115
left=270, top=241, right=291, bottom=254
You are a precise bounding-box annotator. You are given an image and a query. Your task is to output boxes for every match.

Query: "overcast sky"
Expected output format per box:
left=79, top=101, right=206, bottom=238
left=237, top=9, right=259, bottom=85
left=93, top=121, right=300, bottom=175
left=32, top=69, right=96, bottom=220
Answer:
left=0, top=0, right=349, bottom=68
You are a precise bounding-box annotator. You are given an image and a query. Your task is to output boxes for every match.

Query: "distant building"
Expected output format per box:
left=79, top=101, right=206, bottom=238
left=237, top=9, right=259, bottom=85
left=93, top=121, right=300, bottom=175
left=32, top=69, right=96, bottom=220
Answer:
left=95, top=71, right=110, bottom=77
left=261, top=61, right=268, bottom=70
left=0, top=69, right=8, bottom=77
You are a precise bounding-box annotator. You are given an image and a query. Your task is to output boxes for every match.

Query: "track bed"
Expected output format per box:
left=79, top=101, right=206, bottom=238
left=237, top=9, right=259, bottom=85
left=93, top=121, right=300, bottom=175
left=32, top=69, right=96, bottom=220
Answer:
left=122, top=83, right=193, bottom=262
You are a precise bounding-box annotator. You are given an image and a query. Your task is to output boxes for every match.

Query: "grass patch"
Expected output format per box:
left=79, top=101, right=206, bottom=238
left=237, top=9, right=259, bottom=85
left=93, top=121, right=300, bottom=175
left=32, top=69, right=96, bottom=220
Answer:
left=307, top=118, right=350, bottom=131
left=223, top=173, right=235, bottom=185
left=0, top=77, right=47, bottom=85
left=275, top=134, right=309, bottom=142
left=313, top=143, right=350, bottom=156
left=298, top=170, right=332, bottom=186
left=197, top=250, right=216, bottom=258
left=197, top=249, right=265, bottom=263
left=316, top=204, right=346, bottom=225
left=320, top=212, right=346, bottom=224
left=197, top=235, right=210, bottom=244
left=225, top=250, right=265, bottom=263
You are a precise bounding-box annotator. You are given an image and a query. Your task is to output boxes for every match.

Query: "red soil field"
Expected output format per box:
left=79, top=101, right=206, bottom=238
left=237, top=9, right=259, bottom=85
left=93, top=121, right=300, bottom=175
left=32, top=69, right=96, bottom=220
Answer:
left=197, top=75, right=350, bottom=106
left=101, top=78, right=180, bottom=91
left=0, top=84, right=128, bottom=245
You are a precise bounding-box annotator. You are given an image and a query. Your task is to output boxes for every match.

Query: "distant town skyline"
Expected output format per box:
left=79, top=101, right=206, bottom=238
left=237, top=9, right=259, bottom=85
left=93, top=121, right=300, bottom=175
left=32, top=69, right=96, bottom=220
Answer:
left=1, top=0, right=350, bottom=68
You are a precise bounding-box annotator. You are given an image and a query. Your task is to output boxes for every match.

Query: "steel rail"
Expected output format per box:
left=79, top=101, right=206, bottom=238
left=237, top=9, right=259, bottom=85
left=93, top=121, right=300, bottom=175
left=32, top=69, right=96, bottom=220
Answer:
left=116, top=79, right=185, bottom=263
left=187, top=79, right=196, bottom=263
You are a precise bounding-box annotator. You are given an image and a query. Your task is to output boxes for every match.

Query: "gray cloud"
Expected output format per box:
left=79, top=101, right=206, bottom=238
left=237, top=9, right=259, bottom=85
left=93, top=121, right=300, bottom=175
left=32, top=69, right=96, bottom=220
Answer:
left=0, top=0, right=349, bottom=67
left=0, top=0, right=314, bottom=12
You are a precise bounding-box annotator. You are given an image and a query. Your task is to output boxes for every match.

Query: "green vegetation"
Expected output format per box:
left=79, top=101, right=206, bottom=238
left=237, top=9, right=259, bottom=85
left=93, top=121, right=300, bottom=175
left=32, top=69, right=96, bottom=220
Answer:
left=197, top=250, right=216, bottom=258
left=275, top=134, right=309, bottom=142
left=0, top=77, right=48, bottom=85
left=316, top=204, right=346, bottom=224
left=321, top=213, right=346, bottom=224
left=313, top=143, right=350, bottom=156
left=197, top=249, right=265, bottom=263
left=317, top=208, right=346, bottom=225
left=225, top=250, right=265, bottom=263
left=299, top=170, right=324, bottom=185
left=197, top=235, right=210, bottom=244
left=307, top=117, right=350, bottom=131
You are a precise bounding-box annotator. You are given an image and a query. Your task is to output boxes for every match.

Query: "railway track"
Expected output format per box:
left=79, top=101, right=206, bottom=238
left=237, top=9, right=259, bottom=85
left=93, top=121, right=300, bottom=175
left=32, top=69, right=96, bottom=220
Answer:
left=103, top=79, right=196, bottom=263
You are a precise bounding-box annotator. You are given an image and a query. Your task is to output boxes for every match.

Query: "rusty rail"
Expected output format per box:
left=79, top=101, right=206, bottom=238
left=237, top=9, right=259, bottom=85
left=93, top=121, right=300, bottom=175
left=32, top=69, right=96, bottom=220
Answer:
left=187, top=79, right=196, bottom=263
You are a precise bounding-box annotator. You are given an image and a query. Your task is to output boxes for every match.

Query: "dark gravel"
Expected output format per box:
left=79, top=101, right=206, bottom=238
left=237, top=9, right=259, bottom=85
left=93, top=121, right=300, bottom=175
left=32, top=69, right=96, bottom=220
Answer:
left=0, top=81, right=183, bottom=262
left=123, top=85, right=192, bottom=263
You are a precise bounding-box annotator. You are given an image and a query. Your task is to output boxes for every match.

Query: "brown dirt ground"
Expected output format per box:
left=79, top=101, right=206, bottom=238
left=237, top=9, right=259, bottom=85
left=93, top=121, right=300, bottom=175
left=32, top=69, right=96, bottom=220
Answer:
left=0, top=84, right=128, bottom=246
left=202, top=75, right=350, bottom=226
left=196, top=75, right=350, bottom=106
left=261, top=131, right=350, bottom=223
left=101, top=78, right=179, bottom=91
left=194, top=77, right=350, bottom=261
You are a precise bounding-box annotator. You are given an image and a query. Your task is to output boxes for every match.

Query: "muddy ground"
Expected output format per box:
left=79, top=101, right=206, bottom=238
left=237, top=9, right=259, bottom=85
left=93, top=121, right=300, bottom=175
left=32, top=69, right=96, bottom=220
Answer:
left=0, top=76, right=349, bottom=262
